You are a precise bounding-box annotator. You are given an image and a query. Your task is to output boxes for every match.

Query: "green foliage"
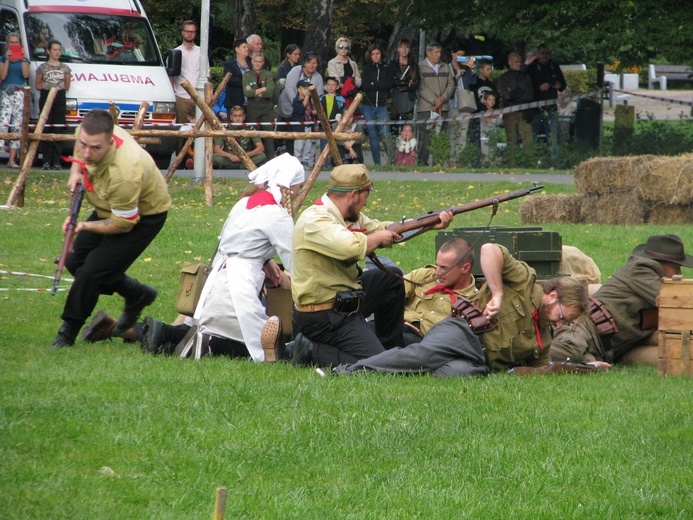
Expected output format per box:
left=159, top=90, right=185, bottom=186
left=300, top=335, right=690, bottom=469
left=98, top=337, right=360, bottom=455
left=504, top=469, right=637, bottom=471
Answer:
left=606, top=118, right=693, bottom=157
left=428, top=129, right=451, bottom=166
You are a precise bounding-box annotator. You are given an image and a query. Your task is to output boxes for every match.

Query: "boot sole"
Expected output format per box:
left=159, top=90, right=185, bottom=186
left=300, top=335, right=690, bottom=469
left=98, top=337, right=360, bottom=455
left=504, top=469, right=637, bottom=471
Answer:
left=260, top=316, right=283, bottom=362
left=81, top=310, right=117, bottom=342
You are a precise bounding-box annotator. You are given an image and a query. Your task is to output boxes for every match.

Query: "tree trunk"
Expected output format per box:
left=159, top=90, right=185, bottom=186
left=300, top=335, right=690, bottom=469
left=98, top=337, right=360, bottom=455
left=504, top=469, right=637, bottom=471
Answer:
left=234, top=0, right=256, bottom=38
left=386, top=1, right=420, bottom=58
left=302, top=0, right=334, bottom=70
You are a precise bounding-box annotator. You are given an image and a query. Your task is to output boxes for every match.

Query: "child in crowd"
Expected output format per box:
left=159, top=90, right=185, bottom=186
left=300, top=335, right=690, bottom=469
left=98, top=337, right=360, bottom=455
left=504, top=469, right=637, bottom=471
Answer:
left=243, top=51, right=275, bottom=158
left=0, top=33, right=30, bottom=168
left=480, top=92, right=502, bottom=158
left=319, top=76, right=346, bottom=162
left=468, top=59, right=497, bottom=162
left=337, top=115, right=364, bottom=164
left=291, top=79, right=317, bottom=170
left=395, top=122, right=417, bottom=166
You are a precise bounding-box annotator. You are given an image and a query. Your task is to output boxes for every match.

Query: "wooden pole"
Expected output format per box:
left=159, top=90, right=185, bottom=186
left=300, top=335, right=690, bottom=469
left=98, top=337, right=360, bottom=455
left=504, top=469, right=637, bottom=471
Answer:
left=0, top=129, right=360, bottom=141
left=132, top=102, right=150, bottom=131
left=308, top=85, right=342, bottom=167
left=20, top=86, right=31, bottom=175
left=293, top=93, right=363, bottom=213
left=6, top=88, right=58, bottom=208
left=165, top=73, right=231, bottom=182
left=108, top=101, right=119, bottom=124
left=204, top=82, right=214, bottom=206
left=180, top=80, right=257, bottom=172
left=212, top=487, right=227, bottom=520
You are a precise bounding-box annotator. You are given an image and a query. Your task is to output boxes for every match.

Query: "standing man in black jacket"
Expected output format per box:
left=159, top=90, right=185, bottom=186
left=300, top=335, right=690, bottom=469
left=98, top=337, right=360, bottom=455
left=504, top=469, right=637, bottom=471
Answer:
left=525, top=44, right=566, bottom=154
left=498, top=52, right=535, bottom=163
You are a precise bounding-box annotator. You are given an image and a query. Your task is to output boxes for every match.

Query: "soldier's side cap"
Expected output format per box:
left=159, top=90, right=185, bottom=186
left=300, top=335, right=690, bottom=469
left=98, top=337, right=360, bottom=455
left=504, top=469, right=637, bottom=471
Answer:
left=632, top=234, right=693, bottom=267
left=329, top=164, right=373, bottom=192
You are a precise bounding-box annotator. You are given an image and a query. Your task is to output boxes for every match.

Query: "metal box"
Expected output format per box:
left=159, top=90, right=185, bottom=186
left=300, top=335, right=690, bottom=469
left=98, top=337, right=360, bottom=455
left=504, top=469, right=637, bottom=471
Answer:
left=435, top=226, right=563, bottom=279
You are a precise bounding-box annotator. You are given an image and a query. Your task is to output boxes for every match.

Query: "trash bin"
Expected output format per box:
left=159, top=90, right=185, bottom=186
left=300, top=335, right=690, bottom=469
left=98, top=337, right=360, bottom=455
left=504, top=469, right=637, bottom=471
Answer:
left=573, top=98, right=602, bottom=150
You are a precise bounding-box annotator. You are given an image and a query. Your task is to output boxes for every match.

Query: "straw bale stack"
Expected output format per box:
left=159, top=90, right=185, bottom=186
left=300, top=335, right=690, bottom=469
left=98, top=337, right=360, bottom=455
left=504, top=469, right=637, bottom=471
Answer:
left=573, top=156, right=655, bottom=195
left=519, top=194, right=585, bottom=224
left=646, top=203, right=693, bottom=225
left=637, top=153, right=693, bottom=204
left=581, top=192, right=645, bottom=225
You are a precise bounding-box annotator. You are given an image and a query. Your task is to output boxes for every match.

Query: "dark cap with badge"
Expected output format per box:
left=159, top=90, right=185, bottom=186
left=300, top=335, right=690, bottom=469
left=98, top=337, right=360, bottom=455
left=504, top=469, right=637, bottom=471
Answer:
left=328, top=164, right=373, bottom=193
left=297, top=79, right=312, bottom=88
left=633, top=234, right=693, bottom=267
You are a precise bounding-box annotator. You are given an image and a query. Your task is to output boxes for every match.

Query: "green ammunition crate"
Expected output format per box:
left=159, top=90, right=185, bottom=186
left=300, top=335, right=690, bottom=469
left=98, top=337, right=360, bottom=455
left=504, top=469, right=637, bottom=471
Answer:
left=435, top=226, right=562, bottom=279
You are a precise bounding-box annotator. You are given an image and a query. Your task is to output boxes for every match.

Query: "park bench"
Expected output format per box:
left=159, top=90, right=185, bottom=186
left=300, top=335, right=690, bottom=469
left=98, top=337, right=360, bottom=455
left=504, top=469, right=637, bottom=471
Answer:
left=561, top=64, right=586, bottom=72
left=648, top=64, right=693, bottom=90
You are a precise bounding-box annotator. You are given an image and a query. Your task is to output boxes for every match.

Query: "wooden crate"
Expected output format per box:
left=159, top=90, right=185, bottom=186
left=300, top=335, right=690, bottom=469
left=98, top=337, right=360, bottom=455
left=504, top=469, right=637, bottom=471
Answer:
left=658, top=277, right=693, bottom=331
left=658, top=331, right=692, bottom=376
left=266, top=286, right=293, bottom=340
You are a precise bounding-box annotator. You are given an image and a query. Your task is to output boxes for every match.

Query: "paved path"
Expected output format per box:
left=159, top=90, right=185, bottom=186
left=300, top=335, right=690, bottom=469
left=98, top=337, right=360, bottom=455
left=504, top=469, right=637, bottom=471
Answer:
left=172, top=169, right=574, bottom=185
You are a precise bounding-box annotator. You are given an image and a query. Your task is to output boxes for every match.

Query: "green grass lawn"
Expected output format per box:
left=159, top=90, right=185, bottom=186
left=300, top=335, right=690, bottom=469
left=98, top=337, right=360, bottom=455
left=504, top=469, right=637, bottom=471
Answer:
left=1, top=172, right=692, bottom=519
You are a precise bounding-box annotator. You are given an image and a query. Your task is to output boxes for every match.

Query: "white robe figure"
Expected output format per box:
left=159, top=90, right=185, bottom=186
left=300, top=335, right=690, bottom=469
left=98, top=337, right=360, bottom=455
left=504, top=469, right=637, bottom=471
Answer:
left=181, top=154, right=304, bottom=361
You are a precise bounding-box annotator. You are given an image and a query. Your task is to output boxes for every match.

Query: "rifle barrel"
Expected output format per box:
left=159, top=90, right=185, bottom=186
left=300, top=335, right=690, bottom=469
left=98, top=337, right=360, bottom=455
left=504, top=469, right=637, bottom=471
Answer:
left=51, top=185, right=84, bottom=295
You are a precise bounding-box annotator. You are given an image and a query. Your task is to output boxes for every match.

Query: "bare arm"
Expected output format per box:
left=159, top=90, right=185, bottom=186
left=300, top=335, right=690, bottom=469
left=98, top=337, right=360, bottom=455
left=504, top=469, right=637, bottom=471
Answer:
left=480, top=243, right=504, bottom=318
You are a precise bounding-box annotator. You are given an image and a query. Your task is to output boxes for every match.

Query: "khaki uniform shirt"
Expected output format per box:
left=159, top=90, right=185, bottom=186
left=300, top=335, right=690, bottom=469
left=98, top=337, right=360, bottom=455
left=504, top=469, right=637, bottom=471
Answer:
left=292, top=194, right=391, bottom=306
left=77, top=125, right=171, bottom=229
left=470, top=245, right=551, bottom=370
left=403, top=265, right=477, bottom=335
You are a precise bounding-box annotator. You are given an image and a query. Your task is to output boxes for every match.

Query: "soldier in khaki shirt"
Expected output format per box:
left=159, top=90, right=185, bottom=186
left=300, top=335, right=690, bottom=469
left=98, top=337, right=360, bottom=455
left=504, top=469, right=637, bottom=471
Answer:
left=291, top=164, right=453, bottom=367
left=403, top=238, right=477, bottom=344
left=334, top=243, right=589, bottom=377
left=51, top=109, right=170, bottom=349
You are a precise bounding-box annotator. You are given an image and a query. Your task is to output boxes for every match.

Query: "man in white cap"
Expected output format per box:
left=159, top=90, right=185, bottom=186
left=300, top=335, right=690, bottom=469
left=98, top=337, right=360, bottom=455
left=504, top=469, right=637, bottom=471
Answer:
left=83, top=154, right=304, bottom=362
left=551, top=234, right=693, bottom=366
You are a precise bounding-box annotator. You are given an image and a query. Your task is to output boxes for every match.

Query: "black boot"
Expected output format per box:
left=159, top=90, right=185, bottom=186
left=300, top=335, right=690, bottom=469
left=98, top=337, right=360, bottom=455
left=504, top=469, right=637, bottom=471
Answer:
left=113, top=276, right=157, bottom=333
left=290, top=333, right=315, bottom=367
left=51, top=322, right=81, bottom=349
left=141, top=317, right=177, bottom=355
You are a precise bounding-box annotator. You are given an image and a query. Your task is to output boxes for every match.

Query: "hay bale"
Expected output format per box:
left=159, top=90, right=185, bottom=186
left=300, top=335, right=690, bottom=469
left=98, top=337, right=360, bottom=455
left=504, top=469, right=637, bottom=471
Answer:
left=574, top=156, right=654, bottom=195
left=646, top=203, right=693, bottom=224
left=520, top=194, right=585, bottom=224
left=582, top=192, right=646, bottom=224
left=637, top=153, right=693, bottom=204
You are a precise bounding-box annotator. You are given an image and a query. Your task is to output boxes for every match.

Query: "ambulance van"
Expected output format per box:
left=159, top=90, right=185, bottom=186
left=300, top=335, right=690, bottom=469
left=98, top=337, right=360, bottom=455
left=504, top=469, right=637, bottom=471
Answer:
left=0, top=0, right=177, bottom=166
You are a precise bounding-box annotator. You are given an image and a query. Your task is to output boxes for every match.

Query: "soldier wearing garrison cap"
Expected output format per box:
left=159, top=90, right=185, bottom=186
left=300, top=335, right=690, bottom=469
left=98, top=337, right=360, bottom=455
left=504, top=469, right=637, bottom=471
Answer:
left=290, top=164, right=454, bottom=367
left=551, top=234, right=693, bottom=367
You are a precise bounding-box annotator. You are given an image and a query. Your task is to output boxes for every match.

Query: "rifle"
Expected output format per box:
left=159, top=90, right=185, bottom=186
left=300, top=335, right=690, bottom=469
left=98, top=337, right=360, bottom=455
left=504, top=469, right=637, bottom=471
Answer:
left=386, top=183, right=544, bottom=243
left=51, top=184, right=85, bottom=295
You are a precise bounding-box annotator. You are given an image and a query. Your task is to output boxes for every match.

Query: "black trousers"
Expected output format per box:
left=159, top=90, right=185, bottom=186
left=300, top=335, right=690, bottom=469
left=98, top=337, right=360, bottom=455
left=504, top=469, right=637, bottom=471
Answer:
left=165, top=324, right=250, bottom=358
left=39, top=89, right=66, bottom=166
left=296, top=266, right=405, bottom=367
left=61, top=211, right=167, bottom=327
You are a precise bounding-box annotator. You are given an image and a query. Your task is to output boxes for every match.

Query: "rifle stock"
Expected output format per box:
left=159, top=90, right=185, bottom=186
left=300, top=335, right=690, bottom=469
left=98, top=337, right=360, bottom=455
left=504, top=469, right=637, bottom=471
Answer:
left=51, top=184, right=84, bottom=295
left=387, top=183, right=543, bottom=242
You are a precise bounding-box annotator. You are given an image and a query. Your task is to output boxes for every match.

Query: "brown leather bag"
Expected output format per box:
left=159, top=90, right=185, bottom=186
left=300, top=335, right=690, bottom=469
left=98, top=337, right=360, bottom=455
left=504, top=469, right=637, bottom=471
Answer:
left=451, top=296, right=497, bottom=334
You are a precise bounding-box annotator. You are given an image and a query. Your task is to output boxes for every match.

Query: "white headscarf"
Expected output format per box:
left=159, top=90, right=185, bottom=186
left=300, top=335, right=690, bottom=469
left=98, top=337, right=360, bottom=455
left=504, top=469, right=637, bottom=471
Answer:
left=247, top=153, right=305, bottom=204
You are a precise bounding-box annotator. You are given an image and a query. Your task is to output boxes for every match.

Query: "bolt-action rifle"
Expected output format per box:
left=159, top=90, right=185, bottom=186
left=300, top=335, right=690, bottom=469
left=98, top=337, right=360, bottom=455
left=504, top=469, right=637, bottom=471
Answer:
left=386, top=183, right=544, bottom=242
left=51, top=184, right=85, bottom=295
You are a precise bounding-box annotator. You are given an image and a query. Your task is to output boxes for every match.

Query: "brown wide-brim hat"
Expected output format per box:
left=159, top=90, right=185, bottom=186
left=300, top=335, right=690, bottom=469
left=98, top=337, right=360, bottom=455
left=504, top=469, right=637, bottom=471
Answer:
left=329, top=164, right=373, bottom=192
left=632, top=234, right=693, bottom=267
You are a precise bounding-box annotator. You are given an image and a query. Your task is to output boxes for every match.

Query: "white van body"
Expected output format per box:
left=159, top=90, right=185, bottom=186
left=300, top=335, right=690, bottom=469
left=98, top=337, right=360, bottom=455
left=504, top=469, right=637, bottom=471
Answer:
left=0, top=0, right=177, bottom=165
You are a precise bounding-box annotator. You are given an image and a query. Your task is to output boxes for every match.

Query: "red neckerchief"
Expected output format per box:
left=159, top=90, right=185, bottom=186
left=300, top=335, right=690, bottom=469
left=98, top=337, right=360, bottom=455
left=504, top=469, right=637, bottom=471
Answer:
left=532, top=307, right=544, bottom=350
left=313, top=197, right=365, bottom=232
left=62, top=135, right=124, bottom=192
left=246, top=189, right=277, bottom=209
left=423, top=285, right=457, bottom=304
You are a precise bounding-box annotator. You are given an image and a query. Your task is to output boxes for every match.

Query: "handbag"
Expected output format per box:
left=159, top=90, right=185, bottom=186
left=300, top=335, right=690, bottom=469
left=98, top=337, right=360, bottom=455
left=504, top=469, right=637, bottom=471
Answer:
left=456, top=88, right=477, bottom=113
left=175, top=237, right=220, bottom=317
left=175, top=261, right=211, bottom=317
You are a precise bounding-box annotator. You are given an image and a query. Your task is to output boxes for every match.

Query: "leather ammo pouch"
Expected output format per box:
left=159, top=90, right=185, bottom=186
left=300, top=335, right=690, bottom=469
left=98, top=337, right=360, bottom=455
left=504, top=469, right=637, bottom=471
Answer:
left=588, top=296, right=619, bottom=336
left=333, top=290, right=365, bottom=313
left=451, top=296, right=497, bottom=334
left=640, top=308, right=658, bottom=330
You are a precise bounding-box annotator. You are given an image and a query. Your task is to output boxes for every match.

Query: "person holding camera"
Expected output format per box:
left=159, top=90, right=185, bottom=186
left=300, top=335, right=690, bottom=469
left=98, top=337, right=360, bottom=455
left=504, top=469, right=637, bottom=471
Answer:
left=448, top=43, right=476, bottom=165
left=290, top=165, right=453, bottom=367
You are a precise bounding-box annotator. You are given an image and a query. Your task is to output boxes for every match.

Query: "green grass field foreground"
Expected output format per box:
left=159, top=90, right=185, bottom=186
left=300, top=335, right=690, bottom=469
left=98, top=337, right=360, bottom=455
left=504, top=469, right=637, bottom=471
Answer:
left=2, top=172, right=692, bottom=518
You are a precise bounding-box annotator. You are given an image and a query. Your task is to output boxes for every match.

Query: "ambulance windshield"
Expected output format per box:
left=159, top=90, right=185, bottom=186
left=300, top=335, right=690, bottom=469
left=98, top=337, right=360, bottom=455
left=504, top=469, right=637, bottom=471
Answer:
left=25, top=13, right=160, bottom=65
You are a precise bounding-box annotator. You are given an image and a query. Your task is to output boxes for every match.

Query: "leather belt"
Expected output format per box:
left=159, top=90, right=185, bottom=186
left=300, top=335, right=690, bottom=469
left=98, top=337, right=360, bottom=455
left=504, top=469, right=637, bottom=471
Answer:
left=296, top=301, right=334, bottom=313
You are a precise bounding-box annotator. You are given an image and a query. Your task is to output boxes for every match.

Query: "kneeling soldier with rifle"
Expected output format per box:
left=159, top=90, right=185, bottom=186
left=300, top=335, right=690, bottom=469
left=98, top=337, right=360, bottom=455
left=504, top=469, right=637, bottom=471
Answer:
left=50, top=109, right=171, bottom=349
